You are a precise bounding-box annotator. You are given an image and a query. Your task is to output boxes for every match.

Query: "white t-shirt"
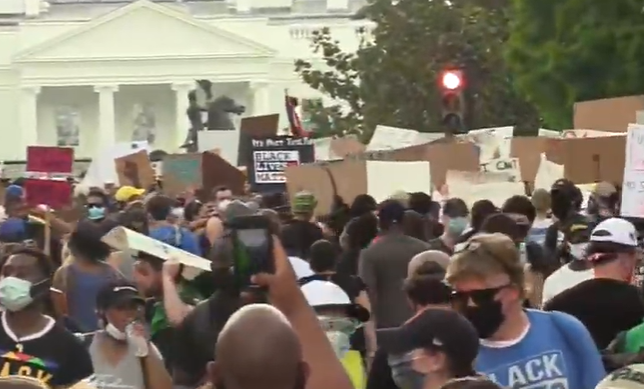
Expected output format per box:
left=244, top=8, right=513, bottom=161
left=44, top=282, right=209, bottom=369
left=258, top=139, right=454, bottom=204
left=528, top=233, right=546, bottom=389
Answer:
left=541, top=264, right=593, bottom=304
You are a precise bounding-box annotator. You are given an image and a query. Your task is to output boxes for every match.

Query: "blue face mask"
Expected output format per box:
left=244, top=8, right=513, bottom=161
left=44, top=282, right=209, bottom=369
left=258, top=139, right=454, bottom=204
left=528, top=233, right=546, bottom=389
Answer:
left=447, top=217, right=468, bottom=237
left=388, top=353, right=425, bottom=389
left=87, top=206, right=106, bottom=220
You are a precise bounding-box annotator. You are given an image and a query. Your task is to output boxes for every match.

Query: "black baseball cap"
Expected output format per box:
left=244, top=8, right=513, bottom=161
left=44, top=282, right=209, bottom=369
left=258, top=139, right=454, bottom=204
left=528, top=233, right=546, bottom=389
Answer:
left=378, top=309, right=479, bottom=368
left=96, top=281, right=145, bottom=310
left=378, top=199, right=406, bottom=224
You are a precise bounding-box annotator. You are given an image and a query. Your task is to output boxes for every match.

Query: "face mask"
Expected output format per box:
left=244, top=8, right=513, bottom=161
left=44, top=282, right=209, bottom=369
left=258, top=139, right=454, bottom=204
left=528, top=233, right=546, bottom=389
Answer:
left=462, top=301, right=505, bottom=339
left=447, top=217, right=468, bottom=237
left=87, top=206, right=106, bottom=220
left=171, top=207, right=184, bottom=219
left=568, top=242, right=588, bottom=260
left=388, top=353, right=425, bottom=389
left=0, top=277, right=35, bottom=312
left=105, top=322, right=127, bottom=341
left=325, top=331, right=351, bottom=359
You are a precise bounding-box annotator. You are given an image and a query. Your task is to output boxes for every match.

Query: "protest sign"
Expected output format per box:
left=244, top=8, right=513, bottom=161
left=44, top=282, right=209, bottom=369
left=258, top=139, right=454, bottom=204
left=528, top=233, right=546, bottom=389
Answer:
left=202, top=151, right=245, bottom=195
left=445, top=170, right=524, bottom=207
left=238, top=114, right=280, bottom=166
left=114, top=150, right=155, bottom=189
left=621, top=124, right=644, bottom=217
left=162, top=154, right=202, bottom=197
left=479, top=158, right=521, bottom=181
left=285, top=159, right=431, bottom=214
left=534, top=154, right=564, bottom=190
left=102, top=226, right=211, bottom=280
left=24, top=179, right=71, bottom=208
left=367, top=125, right=443, bottom=151
left=461, top=126, right=514, bottom=162
left=562, top=135, right=626, bottom=183
left=574, top=95, right=644, bottom=132
left=247, top=136, right=315, bottom=193
left=510, top=137, right=547, bottom=183
left=198, top=131, right=239, bottom=166
left=26, top=146, right=74, bottom=174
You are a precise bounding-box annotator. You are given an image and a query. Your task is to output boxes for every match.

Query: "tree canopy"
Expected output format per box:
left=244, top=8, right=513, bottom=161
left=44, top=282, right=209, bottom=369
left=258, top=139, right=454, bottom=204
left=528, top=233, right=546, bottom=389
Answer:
left=295, top=0, right=540, bottom=141
left=505, top=0, right=644, bottom=129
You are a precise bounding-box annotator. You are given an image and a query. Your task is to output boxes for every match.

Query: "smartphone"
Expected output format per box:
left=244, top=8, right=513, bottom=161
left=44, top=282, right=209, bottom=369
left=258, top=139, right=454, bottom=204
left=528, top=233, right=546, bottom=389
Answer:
left=228, top=215, right=274, bottom=287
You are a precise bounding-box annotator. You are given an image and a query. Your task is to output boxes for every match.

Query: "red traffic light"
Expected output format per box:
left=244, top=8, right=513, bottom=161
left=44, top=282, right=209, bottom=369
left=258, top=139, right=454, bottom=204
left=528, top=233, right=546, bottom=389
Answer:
left=440, top=70, right=463, bottom=90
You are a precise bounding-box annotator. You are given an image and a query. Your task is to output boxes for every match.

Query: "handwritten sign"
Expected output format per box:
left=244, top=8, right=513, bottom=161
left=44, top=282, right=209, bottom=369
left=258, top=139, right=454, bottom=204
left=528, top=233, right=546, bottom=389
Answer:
left=26, top=146, right=74, bottom=174
left=101, top=226, right=211, bottom=280
left=114, top=150, right=155, bottom=189
left=621, top=124, right=644, bottom=217
left=246, top=136, right=315, bottom=193
left=479, top=158, right=521, bottom=181
left=24, top=179, right=71, bottom=208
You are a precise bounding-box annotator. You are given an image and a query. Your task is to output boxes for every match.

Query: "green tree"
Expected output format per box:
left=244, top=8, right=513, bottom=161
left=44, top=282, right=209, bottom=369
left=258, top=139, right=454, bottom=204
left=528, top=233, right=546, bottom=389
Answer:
left=506, top=0, right=644, bottom=129
left=294, top=0, right=540, bottom=142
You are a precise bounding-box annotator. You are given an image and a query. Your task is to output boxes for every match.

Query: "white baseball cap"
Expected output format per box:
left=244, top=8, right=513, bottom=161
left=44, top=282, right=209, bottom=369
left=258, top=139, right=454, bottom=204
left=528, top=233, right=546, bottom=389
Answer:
left=301, top=280, right=369, bottom=322
left=595, top=363, right=644, bottom=389
left=590, top=218, right=638, bottom=247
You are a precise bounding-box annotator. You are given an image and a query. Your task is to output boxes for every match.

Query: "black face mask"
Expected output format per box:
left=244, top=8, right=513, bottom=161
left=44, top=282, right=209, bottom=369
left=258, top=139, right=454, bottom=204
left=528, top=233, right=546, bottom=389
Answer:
left=462, top=301, right=505, bottom=339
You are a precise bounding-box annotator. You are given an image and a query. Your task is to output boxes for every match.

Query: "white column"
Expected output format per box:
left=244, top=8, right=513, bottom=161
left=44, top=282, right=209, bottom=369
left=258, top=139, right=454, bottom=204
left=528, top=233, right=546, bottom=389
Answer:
left=171, top=82, right=194, bottom=148
left=20, top=86, right=41, bottom=147
left=94, top=84, right=118, bottom=146
left=249, top=81, right=270, bottom=116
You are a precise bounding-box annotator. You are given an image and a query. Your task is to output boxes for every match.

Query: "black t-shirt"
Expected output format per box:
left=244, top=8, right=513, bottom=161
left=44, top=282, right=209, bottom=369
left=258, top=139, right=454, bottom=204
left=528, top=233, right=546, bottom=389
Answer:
left=544, top=278, right=644, bottom=349
left=366, top=347, right=398, bottom=389
left=0, top=315, right=93, bottom=387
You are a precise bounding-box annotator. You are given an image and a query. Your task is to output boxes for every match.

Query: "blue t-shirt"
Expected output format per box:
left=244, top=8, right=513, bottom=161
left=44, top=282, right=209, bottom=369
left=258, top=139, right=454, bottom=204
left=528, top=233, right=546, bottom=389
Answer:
left=476, top=310, right=605, bottom=389
left=149, top=225, right=202, bottom=257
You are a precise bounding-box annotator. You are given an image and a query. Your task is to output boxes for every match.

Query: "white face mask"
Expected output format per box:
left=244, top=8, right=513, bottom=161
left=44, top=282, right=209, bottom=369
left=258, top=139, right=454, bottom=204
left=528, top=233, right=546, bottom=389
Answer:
left=568, top=242, right=588, bottom=260
left=105, top=323, right=127, bottom=341
left=318, top=316, right=358, bottom=359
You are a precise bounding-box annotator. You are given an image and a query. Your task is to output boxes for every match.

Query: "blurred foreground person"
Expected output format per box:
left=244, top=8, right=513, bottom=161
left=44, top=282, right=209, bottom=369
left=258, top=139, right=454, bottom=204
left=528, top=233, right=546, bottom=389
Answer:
left=448, top=233, right=605, bottom=388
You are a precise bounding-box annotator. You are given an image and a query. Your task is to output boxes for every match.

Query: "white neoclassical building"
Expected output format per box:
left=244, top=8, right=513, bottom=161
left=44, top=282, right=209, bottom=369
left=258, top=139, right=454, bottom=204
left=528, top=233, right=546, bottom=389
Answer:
left=0, top=0, right=372, bottom=161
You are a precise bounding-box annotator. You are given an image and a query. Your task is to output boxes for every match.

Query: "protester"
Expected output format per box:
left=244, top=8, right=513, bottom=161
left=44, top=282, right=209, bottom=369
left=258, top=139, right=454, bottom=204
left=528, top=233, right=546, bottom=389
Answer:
left=300, top=240, right=376, bottom=365
left=447, top=233, right=605, bottom=388
left=134, top=255, right=201, bottom=367
left=407, top=250, right=450, bottom=277
left=0, top=248, right=93, bottom=386
left=359, top=200, right=430, bottom=328
left=0, top=376, right=51, bottom=389
left=281, top=191, right=324, bottom=259
left=458, top=200, right=497, bottom=244
left=114, top=186, right=145, bottom=209
left=403, top=210, right=429, bottom=241
left=587, top=182, right=619, bottom=224
left=53, top=221, right=122, bottom=331
left=301, top=280, right=370, bottom=388
left=89, top=280, right=171, bottom=389
left=146, top=195, right=202, bottom=256
left=541, top=221, right=593, bottom=304
left=544, top=179, right=587, bottom=255
left=544, top=218, right=644, bottom=349
left=594, top=363, right=644, bottom=389
left=204, top=186, right=234, bottom=244
left=427, top=198, right=469, bottom=255
left=408, top=192, right=441, bottom=240
left=378, top=309, right=481, bottom=389
left=84, top=189, right=110, bottom=223
left=337, top=213, right=378, bottom=276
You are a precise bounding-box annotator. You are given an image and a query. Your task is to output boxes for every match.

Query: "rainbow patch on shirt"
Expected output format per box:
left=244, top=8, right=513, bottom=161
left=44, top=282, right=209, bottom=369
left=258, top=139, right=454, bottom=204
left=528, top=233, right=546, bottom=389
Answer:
left=0, top=350, right=58, bottom=370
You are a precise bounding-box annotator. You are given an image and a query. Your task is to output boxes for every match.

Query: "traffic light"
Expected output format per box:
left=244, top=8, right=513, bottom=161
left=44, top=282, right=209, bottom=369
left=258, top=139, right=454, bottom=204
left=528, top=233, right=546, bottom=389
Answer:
left=439, top=69, right=466, bottom=133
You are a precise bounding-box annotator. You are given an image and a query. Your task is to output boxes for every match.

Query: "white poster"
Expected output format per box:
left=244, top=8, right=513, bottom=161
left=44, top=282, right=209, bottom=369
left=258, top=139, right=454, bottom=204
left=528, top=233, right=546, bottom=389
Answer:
left=365, top=161, right=431, bottom=202
left=621, top=124, right=644, bottom=217
left=254, top=150, right=299, bottom=184
left=198, top=131, right=240, bottom=166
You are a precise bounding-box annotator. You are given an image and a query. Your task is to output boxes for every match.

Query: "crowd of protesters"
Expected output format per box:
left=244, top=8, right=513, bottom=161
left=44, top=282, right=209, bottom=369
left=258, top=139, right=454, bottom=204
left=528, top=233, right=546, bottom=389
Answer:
left=0, top=176, right=642, bottom=389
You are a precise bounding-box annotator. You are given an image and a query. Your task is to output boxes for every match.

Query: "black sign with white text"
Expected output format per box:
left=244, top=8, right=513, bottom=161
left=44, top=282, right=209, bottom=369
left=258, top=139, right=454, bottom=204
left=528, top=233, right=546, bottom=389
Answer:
left=246, top=136, right=314, bottom=193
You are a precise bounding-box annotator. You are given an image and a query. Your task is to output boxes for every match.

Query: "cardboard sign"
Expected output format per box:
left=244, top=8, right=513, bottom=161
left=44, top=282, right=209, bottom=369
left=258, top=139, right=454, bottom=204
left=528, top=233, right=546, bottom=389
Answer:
left=574, top=96, right=644, bottom=132
left=162, top=154, right=202, bottom=197
left=238, top=114, right=280, bottom=166
left=202, top=152, right=245, bottom=195
left=621, top=124, right=644, bottom=217
left=101, top=226, right=211, bottom=280
left=247, top=136, right=315, bottom=193
left=480, top=158, right=521, bottom=181
left=114, top=150, right=155, bottom=189
left=26, top=146, right=74, bottom=174
left=285, top=160, right=431, bottom=214
left=563, top=136, right=626, bottom=183
left=24, top=179, right=71, bottom=208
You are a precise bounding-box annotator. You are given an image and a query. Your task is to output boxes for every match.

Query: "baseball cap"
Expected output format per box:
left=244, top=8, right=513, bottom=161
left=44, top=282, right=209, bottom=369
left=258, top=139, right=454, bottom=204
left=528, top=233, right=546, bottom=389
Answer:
left=292, top=191, right=317, bottom=214
left=443, top=198, right=469, bottom=218
left=114, top=186, right=145, bottom=202
left=378, top=309, right=479, bottom=368
left=96, top=282, right=145, bottom=310
left=590, top=218, right=638, bottom=247
left=378, top=199, right=406, bottom=224
left=5, top=185, right=23, bottom=199
left=595, top=364, right=644, bottom=389
left=301, top=280, right=370, bottom=322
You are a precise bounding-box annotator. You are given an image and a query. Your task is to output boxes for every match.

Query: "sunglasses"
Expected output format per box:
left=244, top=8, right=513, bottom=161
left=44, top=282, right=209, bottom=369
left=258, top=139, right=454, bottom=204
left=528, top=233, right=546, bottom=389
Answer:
left=450, top=284, right=510, bottom=308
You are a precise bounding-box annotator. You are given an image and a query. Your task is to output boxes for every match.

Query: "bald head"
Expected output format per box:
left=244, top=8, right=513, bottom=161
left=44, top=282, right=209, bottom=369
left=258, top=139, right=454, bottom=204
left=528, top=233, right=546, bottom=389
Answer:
left=408, top=250, right=450, bottom=277
left=214, top=304, right=303, bottom=389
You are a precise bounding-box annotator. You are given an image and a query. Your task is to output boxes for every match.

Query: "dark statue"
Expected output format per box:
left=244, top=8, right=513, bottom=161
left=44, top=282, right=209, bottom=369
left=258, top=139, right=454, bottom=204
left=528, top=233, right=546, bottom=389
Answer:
left=180, top=79, right=246, bottom=152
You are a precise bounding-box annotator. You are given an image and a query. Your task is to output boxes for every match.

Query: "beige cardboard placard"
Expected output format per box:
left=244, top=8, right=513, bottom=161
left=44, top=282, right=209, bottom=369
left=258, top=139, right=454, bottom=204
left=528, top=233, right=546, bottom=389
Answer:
left=114, top=150, right=155, bottom=189
left=574, top=95, right=644, bottom=132
left=563, top=136, right=626, bottom=184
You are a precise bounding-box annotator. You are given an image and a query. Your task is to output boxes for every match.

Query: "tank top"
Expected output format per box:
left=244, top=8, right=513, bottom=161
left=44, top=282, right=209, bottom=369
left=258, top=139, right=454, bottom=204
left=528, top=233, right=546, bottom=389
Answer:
left=67, top=263, right=117, bottom=332
left=88, top=334, right=145, bottom=389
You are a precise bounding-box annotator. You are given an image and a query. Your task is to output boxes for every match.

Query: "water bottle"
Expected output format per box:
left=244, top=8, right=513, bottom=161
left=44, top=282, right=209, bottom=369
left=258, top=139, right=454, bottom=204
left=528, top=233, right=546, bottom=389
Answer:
left=125, top=322, right=149, bottom=357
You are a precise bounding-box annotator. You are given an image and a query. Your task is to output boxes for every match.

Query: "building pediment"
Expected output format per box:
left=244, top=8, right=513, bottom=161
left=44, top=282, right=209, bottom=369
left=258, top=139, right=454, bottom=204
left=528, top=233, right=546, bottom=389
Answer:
left=15, top=0, right=276, bottom=62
